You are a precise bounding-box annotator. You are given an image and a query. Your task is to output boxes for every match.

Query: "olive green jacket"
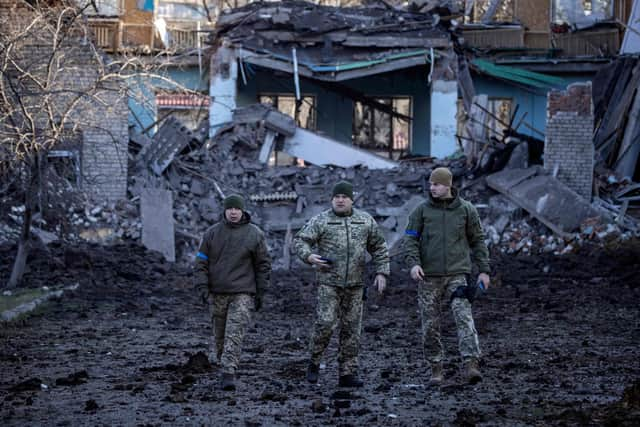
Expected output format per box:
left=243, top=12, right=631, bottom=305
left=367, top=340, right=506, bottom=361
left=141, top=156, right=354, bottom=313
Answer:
left=194, top=213, right=271, bottom=296
left=294, top=208, right=390, bottom=288
left=403, top=190, right=490, bottom=276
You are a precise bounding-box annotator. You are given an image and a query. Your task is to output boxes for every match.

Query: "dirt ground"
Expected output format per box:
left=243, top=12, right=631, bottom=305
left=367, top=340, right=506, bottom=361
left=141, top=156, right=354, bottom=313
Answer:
left=1, top=240, right=640, bottom=426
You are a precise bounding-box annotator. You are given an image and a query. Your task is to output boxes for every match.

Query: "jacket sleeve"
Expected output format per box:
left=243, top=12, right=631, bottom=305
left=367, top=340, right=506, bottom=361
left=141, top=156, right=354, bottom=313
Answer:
left=293, top=216, right=321, bottom=264
left=466, top=203, right=490, bottom=274
left=403, top=205, right=423, bottom=269
left=367, top=218, right=390, bottom=277
left=253, top=231, right=271, bottom=296
left=194, top=230, right=211, bottom=295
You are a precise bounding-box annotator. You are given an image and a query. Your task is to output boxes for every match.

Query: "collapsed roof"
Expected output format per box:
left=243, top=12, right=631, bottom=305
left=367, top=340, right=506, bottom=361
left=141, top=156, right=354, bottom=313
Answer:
left=208, top=0, right=450, bottom=81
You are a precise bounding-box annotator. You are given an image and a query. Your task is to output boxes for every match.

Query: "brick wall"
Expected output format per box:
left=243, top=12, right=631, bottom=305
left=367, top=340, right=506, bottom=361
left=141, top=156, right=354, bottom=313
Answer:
left=1, top=0, right=129, bottom=201
left=545, top=83, right=594, bottom=200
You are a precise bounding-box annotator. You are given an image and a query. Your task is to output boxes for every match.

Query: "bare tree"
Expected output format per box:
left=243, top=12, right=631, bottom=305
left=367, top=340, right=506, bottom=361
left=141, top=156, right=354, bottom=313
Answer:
left=0, top=0, right=195, bottom=289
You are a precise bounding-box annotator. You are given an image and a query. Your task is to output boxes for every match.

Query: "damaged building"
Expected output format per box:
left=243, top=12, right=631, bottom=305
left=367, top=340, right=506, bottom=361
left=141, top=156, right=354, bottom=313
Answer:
left=454, top=0, right=639, bottom=179
left=207, top=0, right=457, bottom=164
left=1, top=0, right=129, bottom=201
left=1, top=0, right=638, bottom=266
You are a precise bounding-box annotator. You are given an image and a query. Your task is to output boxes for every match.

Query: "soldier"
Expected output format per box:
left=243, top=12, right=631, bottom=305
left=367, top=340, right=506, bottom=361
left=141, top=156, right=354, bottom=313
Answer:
left=194, top=194, right=271, bottom=391
left=403, top=167, right=490, bottom=385
left=294, top=181, right=390, bottom=387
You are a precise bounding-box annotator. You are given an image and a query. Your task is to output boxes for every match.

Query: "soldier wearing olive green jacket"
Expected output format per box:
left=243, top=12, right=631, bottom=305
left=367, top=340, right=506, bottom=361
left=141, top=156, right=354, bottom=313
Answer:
left=404, top=167, right=490, bottom=385
left=194, top=194, right=271, bottom=391
left=294, top=181, right=390, bottom=388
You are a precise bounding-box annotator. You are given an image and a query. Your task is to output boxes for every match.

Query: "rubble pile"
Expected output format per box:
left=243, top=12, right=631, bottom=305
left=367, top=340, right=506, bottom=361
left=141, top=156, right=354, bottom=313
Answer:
left=484, top=214, right=636, bottom=256
left=128, top=116, right=460, bottom=265
left=1, top=105, right=639, bottom=267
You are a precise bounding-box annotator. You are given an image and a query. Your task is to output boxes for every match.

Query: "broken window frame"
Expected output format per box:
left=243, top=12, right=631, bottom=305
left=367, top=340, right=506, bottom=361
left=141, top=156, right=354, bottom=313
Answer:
left=258, top=93, right=317, bottom=167
left=551, top=0, right=615, bottom=26
left=456, top=97, right=513, bottom=141
left=352, top=96, right=412, bottom=160
left=485, top=97, right=512, bottom=139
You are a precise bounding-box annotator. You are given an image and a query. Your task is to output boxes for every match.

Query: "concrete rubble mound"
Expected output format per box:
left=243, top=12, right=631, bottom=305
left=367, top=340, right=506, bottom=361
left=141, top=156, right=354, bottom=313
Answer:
left=1, top=106, right=638, bottom=267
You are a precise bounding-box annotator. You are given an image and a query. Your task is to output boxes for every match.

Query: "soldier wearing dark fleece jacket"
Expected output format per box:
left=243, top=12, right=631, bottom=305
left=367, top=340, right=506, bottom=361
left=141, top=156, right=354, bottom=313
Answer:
left=194, top=194, right=271, bottom=391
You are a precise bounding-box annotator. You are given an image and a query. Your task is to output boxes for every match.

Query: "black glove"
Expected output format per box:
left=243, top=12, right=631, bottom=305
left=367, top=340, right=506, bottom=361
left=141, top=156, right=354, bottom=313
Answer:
left=465, top=280, right=486, bottom=303
left=254, top=293, right=263, bottom=311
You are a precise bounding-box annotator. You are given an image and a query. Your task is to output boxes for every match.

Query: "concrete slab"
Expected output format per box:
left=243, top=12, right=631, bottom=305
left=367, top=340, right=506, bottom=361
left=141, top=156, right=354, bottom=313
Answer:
left=283, top=128, right=398, bottom=169
left=486, top=167, right=602, bottom=236
left=141, top=188, right=175, bottom=262
left=265, top=110, right=296, bottom=136
left=138, top=117, right=196, bottom=175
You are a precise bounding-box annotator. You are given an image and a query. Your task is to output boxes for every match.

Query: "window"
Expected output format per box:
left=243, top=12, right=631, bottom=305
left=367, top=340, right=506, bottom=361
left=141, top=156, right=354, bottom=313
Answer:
left=470, top=0, right=515, bottom=23
left=259, top=94, right=316, bottom=167
left=552, top=0, right=614, bottom=26
left=352, top=97, right=411, bottom=160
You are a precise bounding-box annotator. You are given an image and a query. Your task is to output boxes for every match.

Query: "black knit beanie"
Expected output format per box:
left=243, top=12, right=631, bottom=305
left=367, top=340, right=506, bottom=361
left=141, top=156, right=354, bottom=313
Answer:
left=223, top=194, right=245, bottom=210
left=332, top=181, right=354, bottom=200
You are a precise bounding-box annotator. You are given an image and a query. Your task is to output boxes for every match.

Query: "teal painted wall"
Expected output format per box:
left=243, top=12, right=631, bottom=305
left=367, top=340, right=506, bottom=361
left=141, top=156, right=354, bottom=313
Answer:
left=237, top=64, right=431, bottom=155
left=128, top=65, right=208, bottom=134
left=472, top=73, right=594, bottom=139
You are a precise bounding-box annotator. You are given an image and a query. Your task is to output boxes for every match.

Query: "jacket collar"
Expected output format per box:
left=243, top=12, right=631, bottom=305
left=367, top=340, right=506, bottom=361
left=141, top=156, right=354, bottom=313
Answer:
left=427, top=188, right=461, bottom=209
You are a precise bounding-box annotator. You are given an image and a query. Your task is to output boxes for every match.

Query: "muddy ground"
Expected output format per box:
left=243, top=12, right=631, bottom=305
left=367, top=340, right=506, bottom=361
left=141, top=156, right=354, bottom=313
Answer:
left=1, top=240, right=640, bottom=426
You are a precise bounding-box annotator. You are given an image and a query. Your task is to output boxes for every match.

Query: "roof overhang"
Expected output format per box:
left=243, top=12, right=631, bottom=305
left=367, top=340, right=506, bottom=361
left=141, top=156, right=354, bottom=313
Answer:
left=471, top=59, right=568, bottom=89
left=239, top=47, right=439, bottom=82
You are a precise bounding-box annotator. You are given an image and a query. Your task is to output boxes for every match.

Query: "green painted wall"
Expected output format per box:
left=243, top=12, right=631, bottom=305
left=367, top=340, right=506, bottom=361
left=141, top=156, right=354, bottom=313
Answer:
left=237, top=64, right=431, bottom=155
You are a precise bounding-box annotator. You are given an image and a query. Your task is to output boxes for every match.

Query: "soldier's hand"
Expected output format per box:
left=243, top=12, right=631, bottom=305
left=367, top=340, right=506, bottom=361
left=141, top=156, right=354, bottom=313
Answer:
left=308, top=254, right=331, bottom=269
left=374, top=274, right=386, bottom=295
left=478, top=273, right=490, bottom=289
left=410, top=265, right=425, bottom=281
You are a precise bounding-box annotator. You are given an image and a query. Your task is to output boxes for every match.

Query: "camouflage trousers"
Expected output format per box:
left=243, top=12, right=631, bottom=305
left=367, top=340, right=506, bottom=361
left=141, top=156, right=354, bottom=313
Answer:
left=210, top=293, right=254, bottom=374
left=309, top=284, right=364, bottom=376
left=418, top=275, right=481, bottom=364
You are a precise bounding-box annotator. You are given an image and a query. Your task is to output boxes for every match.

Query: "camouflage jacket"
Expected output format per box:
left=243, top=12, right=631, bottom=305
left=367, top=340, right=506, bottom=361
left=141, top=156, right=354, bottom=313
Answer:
left=403, top=189, right=490, bottom=276
left=194, top=212, right=271, bottom=296
left=294, top=208, right=390, bottom=288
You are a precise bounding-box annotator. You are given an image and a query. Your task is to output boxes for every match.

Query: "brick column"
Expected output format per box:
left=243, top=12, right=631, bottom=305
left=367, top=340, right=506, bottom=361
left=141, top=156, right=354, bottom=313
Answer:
left=545, top=83, right=594, bottom=200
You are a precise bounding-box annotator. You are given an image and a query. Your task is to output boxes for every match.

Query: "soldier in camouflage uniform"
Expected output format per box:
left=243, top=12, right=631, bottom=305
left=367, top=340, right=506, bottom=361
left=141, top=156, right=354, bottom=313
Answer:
left=194, top=194, right=271, bottom=391
left=403, top=167, right=490, bottom=385
left=294, top=181, right=390, bottom=387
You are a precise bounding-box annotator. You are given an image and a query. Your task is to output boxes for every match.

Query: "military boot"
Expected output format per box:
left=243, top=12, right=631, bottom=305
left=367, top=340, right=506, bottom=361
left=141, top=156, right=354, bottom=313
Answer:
left=338, top=374, right=364, bottom=388
left=464, top=358, right=482, bottom=384
left=429, top=363, right=444, bottom=385
left=221, top=373, right=236, bottom=391
left=306, top=363, right=319, bottom=384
